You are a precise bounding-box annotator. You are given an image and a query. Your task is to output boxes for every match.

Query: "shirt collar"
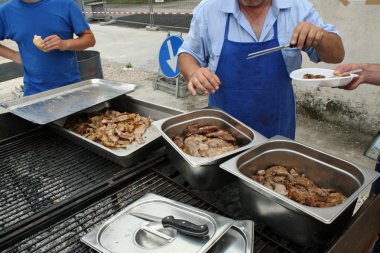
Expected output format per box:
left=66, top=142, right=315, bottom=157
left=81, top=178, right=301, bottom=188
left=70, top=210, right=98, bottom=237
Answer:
left=218, top=0, right=292, bottom=15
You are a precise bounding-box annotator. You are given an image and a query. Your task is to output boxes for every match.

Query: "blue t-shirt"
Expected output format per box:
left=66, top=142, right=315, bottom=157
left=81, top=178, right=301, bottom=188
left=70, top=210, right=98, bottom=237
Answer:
left=0, top=0, right=90, bottom=95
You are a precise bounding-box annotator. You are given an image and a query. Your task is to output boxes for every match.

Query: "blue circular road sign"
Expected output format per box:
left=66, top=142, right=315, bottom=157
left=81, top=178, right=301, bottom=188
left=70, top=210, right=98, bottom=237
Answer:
left=159, top=36, right=183, bottom=78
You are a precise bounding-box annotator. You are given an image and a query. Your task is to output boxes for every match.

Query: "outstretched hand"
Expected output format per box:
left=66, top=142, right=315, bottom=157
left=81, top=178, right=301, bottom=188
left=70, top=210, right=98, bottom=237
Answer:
left=333, top=64, right=365, bottom=90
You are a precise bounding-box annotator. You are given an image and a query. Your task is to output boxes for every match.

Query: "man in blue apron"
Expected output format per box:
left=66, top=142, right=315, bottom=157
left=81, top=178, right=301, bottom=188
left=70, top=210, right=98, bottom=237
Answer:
left=178, top=0, right=345, bottom=139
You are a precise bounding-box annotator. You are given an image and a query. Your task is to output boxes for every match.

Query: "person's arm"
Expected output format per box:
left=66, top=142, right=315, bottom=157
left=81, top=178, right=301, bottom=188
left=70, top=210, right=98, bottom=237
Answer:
left=334, top=63, right=380, bottom=90
left=178, top=53, right=220, bottom=96
left=177, top=2, right=220, bottom=96
left=291, top=21, right=345, bottom=64
left=0, top=43, right=21, bottom=64
left=40, top=29, right=96, bottom=52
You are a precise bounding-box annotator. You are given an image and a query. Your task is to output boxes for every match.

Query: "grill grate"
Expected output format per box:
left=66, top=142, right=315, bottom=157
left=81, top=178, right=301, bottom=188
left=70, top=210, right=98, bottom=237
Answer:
left=0, top=128, right=327, bottom=253
left=0, top=128, right=126, bottom=233
left=2, top=169, right=225, bottom=253
left=2, top=162, right=318, bottom=253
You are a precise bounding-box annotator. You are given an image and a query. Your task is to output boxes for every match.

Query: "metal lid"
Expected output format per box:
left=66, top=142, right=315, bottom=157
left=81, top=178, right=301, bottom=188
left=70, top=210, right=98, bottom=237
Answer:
left=209, top=220, right=254, bottom=253
left=81, top=193, right=234, bottom=253
left=0, top=79, right=136, bottom=125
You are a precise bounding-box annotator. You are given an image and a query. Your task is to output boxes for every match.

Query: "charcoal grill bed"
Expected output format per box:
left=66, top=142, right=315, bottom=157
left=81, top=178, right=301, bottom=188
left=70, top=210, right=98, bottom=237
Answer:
left=1, top=112, right=380, bottom=253
left=0, top=163, right=316, bottom=253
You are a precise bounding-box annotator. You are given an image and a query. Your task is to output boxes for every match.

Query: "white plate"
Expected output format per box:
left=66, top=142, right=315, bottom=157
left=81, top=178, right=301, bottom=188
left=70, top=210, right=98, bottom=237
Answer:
left=290, top=68, right=358, bottom=87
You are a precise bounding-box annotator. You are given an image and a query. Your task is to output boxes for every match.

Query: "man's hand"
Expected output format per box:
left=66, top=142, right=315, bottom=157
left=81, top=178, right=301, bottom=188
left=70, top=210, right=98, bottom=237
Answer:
left=188, top=67, right=221, bottom=96
left=291, top=21, right=324, bottom=49
left=42, top=35, right=67, bottom=52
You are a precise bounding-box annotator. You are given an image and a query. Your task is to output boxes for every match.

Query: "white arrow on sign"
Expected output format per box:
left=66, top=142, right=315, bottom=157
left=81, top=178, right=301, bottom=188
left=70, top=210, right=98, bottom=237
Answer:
left=166, top=39, right=178, bottom=73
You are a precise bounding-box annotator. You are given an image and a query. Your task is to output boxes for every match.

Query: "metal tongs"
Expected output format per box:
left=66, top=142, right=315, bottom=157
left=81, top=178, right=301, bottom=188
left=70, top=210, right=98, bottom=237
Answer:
left=247, top=43, right=296, bottom=59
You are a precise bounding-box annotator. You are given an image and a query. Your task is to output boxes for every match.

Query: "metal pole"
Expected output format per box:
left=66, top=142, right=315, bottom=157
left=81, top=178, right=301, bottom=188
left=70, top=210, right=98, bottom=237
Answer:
left=149, top=0, right=154, bottom=27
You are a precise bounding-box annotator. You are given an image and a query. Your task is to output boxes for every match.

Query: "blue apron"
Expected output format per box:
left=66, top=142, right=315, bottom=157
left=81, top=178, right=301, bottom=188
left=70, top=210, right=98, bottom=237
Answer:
left=209, top=14, right=295, bottom=139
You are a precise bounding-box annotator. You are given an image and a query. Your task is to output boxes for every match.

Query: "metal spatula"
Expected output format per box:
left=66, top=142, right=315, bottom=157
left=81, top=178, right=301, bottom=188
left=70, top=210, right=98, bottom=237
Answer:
left=247, top=44, right=296, bottom=59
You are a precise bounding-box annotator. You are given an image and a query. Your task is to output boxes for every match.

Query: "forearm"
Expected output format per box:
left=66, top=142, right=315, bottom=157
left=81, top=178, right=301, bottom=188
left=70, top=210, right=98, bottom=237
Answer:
left=178, top=53, right=201, bottom=81
left=316, top=32, right=345, bottom=64
left=61, top=30, right=95, bottom=51
left=362, top=64, right=380, bottom=86
left=0, top=43, right=19, bottom=62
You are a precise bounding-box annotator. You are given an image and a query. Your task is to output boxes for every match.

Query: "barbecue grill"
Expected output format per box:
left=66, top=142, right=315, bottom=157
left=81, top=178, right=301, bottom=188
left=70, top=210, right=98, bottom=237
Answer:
left=1, top=99, right=380, bottom=253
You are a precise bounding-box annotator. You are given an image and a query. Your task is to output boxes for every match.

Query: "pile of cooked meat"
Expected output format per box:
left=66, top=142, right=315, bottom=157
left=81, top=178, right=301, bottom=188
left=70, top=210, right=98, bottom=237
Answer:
left=250, top=165, right=347, bottom=207
left=65, top=109, right=152, bottom=149
left=173, top=123, right=239, bottom=157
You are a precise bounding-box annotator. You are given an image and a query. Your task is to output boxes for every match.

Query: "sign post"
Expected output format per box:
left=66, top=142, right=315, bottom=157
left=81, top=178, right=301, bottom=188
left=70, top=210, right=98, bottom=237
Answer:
left=154, top=33, right=188, bottom=98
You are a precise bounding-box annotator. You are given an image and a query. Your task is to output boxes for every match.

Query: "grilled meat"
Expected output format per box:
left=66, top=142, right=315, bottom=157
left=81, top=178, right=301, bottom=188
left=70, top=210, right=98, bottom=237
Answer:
left=303, top=74, right=326, bottom=79
left=250, top=165, right=347, bottom=207
left=65, top=110, right=152, bottom=149
left=174, top=124, right=239, bottom=157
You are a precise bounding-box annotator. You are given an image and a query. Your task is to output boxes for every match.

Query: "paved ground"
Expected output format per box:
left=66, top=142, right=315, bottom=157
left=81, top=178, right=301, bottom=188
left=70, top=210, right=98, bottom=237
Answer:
left=0, top=23, right=377, bottom=195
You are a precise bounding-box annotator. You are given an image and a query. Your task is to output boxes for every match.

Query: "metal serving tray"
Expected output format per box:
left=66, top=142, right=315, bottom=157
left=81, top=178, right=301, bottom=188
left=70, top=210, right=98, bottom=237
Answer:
left=152, top=109, right=267, bottom=189
left=209, top=220, right=254, bottom=253
left=50, top=95, right=183, bottom=167
left=81, top=193, right=234, bottom=253
left=0, top=79, right=136, bottom=125
left=220, top=136, right=380, bottom=245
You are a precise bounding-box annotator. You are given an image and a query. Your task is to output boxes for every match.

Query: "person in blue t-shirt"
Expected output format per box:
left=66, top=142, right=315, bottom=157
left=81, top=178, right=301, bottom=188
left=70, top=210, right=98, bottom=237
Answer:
left=0, top=0, right=96, bottom=96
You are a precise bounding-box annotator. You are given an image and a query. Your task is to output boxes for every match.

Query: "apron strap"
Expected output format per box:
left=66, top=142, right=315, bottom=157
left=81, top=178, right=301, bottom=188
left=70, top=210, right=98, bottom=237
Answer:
left=224, top=13, right=231, bottom=40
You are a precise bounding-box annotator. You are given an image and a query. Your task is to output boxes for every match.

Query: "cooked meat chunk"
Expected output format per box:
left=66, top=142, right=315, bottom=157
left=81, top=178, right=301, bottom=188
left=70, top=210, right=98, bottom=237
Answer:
left=206, top=130, right=236, bottom=144
left=334, top=73, right=350, bottom=77
left=303, top=74, right=326, bottom=79
left=174, top=124, right=239, bottom=157
left=250, top=165, right=347, bottom=207
left=65, top=110, right=152, bottom=149
left=274, top=183, right=288, bottom=196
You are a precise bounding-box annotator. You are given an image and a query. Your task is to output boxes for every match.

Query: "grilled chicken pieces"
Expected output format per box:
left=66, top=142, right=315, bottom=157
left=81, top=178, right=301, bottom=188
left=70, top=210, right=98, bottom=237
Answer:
left=251, top=165, right=347, bottom=208
left=174, top=123, right=239, bottom=157
left=65, top=110, right=152, bottom=148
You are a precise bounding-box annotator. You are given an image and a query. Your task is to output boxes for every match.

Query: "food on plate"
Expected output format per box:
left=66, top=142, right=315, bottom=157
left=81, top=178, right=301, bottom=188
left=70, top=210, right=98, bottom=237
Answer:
left=33, top=35, right=48, bottom=52
left=250, top=165, right=347, bottom=207
left=173, top=123, right=239, bottom=157
left=333, top=73, right=351, bottom=77
left=303, top=73, right=326, bottom=79
left=65, top=109, right=152, bottom=149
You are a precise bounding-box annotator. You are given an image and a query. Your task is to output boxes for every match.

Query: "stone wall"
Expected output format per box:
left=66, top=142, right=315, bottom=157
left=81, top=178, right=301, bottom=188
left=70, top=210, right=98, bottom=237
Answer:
left=295, top=0, right=380, bottom=135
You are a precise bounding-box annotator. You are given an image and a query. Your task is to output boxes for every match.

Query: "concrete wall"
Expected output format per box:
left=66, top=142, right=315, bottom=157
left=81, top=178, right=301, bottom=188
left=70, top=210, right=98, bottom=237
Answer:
left=295, top=1, right=380, bottom=135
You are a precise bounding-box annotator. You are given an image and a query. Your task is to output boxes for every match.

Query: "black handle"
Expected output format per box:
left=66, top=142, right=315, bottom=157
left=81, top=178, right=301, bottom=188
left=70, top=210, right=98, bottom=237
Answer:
left=161, top=216, right=209, bottom=237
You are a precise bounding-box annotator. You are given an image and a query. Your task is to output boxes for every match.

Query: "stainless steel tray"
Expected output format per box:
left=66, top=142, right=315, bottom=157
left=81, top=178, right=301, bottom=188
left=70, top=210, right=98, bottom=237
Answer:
left=220, top=136, right=380, bottom=245
left=152, top=109, right=267, bottom=189
left=50, top=95, right=183, bottom=167
left=153, top=109, right=267, bottom=168
left=209, top=220, right=254, bottom=253
left=0, top=79, right=136, bottom=125
left=81, top=193, right=234, bottom=253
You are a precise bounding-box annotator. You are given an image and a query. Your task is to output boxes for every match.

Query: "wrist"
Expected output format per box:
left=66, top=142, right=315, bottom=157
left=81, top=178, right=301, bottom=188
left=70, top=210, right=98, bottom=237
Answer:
left=188, top=68, right=200, bottom=81
left=59, top=40, right=68, bottom=51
